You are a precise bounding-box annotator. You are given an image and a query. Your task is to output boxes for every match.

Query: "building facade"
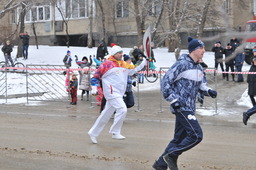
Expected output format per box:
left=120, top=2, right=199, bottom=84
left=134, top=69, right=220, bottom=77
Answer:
left=0, top=0, right=254, bottom=48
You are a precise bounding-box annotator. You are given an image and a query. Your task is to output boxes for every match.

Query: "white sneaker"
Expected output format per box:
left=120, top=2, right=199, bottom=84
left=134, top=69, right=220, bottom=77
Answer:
left=88, top=132, right=98, bottom=144
left=112, top=133, right=126, bottom=140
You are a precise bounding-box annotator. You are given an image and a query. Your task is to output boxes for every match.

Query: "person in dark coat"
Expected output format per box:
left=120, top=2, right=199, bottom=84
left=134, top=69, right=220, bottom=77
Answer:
left=96, top=40, right=108, bottom=60
left=247, top=55, right=256, bottom=106
left=223, top=43, right=235, bottom=81
left=19, top=32, right=30, bottom=59
left=211, top=41, right=225, bottom=78
left=1, top=40, right=14, bottom=67
left=230, top=37, right=240, bottom=50
left=234, top=47, right=245, bottom=82
left=131, top=44, right=146, bottom=64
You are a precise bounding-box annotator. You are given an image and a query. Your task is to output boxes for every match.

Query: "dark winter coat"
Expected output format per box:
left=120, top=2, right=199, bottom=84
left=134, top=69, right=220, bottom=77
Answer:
left=223, top=48, right=235, bottom=65
left=63, top=55, right=72, bottom=68
left=1, top=44, right=13, bottom=55
left=20, top=35, right=30, bottom=46
left=132, top=48, right=146, bottom=64
left=247, top=65, right=256, bottom=96
left=96, top=45, right=108, bottom=60
left=212, top=46, right=224, bottom=61
left=70, top=78, right=78, bottom=89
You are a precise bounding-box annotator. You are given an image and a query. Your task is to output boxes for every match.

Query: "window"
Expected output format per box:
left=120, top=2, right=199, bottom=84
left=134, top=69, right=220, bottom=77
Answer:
left=64, top=0, right=91, bottom=19
left=24, top=5, right=51, bottom=22
left=31, top=7, right=37, bottom=21
left=116, top=1, right=129, bottom=18
left=148, top=0, right=162, bottom=16
left=11, top=10, right=16, bottom=24
left=38, top=7, right=44, bottom=20
left=223, top=0, right=231, bottom=14
left=45, top=6, right=50, bottom=20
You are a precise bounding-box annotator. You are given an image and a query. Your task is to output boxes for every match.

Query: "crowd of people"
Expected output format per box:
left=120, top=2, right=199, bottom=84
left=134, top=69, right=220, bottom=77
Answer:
left=212, top=37, right=245, bottom=82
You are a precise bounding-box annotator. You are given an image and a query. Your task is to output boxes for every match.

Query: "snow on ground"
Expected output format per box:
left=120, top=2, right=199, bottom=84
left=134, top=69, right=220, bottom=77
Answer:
left=0, top=45, right=253, bottom=116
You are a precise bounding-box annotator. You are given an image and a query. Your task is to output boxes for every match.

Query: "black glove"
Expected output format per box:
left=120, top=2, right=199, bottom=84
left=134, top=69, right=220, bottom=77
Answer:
left=132, top=81, right=136, bottom=87
left=208, top=89, right=217, bottom=98
left=75, top=55, right=78, bottom=60
left=171, top=101, right=181, bottom=112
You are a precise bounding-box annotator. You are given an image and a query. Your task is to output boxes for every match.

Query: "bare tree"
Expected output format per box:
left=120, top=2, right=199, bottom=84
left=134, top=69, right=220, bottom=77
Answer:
left=132, top=0, right=150, bottom=45
left=196, top=0, right=212, bottom=39
left=87, top=0, right=94, bottom=48
left=0, top=0, right=20, bottom=19
left=151, top=0, right=166, bottom=41
left=17, top=1, right=27, bottom=58
left=95, top=0, right=107, bottom=43
left=54, top=0, right=71, bottom=48
left=167, top=0, right=188, bottom=55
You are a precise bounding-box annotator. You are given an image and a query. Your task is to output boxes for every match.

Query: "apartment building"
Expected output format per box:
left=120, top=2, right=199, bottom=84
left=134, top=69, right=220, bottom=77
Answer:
left=0, top=0, right=254, bottom=48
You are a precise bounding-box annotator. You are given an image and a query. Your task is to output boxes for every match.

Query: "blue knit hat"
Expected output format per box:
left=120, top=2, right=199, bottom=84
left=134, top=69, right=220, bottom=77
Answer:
left=188, top=37, right=204, bottom=53
left=123, top=54, right=131, bottom=61
left=67, top=50, right=71, bottom=54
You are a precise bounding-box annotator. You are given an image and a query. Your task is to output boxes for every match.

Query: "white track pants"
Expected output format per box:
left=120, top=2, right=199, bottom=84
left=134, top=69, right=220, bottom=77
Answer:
left=88, top=97, right=127, bottom=137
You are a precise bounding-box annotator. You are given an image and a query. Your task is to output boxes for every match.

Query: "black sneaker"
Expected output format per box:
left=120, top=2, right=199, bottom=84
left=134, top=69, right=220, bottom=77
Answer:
left=152, top=161, right=167, bottom=170
left=163, top=154, right=178, bottom=170
left=243, top=112, right=249, bottom=125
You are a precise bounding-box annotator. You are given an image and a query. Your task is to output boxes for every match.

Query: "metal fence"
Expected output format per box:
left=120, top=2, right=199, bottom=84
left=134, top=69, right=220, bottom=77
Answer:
left=26, top=65, right=68, bottom=102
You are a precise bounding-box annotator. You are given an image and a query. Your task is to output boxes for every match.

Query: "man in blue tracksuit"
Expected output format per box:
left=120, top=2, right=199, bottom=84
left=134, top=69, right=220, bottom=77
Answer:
left=152, top=37, right=217, bottom=170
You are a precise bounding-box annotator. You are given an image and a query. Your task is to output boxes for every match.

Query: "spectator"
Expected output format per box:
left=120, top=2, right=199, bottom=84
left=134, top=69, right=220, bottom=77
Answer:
left=212, top=41, right=225, bottom=78
left=19, top=32, right=30, bottom=59
left=69, top=74, right=78, bottom=105
left=131, top=44, right=146, bottom=64
left=63, top=50, right=72, bottom=69
left=1, top=40, right=14, bottom=67
left=136, top=55, right=146, bottom=83
left=223, top=43, right=235, bottom=81
left=230, top=37, right=240, bottom=50
left=75, top=55, right=92, bottom=101
left=149, top=42, right=157, bottom=70
left=96, top=40, right=108, bottom=60
left=234, top=47, right=245, bottom=82
left=123, top=54, right=136, bottom=108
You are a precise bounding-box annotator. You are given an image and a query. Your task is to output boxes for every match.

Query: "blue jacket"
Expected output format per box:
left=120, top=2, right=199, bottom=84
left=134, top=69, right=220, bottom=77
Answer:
left=126, top=76, right=133, bottom=92
left=235, top=53, right=245, bottom=66
left=161, top=54, right=210, bottom=114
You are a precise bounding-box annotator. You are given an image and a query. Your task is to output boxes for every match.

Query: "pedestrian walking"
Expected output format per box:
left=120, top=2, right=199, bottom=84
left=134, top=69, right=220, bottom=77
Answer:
left=152, top=37, right=217, bottom=170
left=19, top=32, right=30, bottom=59
left=1, top=40, right=14, bottom=67
left=87, top=45, right=147, bottom=144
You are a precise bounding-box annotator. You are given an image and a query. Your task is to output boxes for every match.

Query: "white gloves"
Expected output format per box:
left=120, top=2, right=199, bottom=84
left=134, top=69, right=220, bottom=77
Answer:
left=91, top=86, right=98, bottom=96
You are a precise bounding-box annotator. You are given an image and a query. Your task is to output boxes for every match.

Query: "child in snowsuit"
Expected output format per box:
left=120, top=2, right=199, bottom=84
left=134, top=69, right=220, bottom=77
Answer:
left=70, top=74, right=78, bottom=105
